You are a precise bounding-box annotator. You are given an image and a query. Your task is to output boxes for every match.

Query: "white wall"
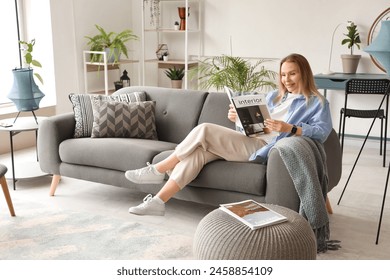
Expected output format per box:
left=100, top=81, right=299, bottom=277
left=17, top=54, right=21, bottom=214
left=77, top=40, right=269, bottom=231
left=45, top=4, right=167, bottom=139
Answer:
left=48, top=0, right=390, bottom=137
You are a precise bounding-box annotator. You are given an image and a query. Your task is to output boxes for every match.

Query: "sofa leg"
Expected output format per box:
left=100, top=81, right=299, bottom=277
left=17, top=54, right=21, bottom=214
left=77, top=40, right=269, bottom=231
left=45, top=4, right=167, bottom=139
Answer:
left=49, top=175, right=61, bottom=196
left=326, top=196, right=333, bottom=214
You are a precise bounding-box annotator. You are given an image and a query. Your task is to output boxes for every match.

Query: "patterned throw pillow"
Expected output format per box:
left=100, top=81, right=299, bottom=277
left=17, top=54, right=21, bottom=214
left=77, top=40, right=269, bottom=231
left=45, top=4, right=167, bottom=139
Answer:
left=69, top=92, right=146, bottom=138
left=90, top=100, right=158, bottom=139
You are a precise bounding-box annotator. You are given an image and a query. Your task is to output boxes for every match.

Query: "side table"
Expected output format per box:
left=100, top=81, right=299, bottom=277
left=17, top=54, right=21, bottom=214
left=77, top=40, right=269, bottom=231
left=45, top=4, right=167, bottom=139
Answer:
left=0, top=116, right=47, bottom=190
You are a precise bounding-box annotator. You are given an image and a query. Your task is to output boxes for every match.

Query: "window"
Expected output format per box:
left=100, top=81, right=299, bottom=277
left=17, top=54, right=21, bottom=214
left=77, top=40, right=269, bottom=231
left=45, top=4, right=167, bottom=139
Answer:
left=0, top=0, right=22, bottom=105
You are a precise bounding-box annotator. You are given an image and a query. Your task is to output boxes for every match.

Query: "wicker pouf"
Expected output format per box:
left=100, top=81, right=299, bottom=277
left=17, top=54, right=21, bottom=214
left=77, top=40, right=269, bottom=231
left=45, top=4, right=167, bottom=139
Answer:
left=193, top=204, right=316, bottom=260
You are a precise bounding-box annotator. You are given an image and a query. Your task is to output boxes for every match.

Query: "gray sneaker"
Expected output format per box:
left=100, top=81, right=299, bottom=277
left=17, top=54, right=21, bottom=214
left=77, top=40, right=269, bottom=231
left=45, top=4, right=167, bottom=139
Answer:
left=129, top=194, right=165, bottom=216
left=125, top=162, right=165, bottom=184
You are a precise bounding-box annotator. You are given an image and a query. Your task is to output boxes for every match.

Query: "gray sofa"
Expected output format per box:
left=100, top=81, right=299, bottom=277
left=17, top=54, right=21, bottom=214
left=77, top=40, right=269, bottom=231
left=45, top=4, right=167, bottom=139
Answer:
left=38, top=86, right=342, bottom=212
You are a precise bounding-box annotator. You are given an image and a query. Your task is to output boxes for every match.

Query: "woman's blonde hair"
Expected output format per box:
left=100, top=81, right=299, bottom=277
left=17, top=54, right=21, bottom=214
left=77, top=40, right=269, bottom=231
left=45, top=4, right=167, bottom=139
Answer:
left=274, top=53, right=324, bottom=104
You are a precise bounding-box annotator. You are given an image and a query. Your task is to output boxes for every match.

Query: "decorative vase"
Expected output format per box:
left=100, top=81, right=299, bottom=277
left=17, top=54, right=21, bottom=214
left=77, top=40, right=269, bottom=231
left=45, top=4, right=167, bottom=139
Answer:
left=178, top=7, right=187, bottom=30
left=8, top=68, right=45, bottom=112
left=341, top=54, right=361, bottom=74
left=171, top=80, right=183, bottom=89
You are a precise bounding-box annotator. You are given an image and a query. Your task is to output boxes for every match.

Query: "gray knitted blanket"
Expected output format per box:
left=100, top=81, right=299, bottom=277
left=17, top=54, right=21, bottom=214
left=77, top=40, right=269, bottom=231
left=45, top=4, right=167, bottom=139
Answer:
left=272, top=136, right=329, bottom=252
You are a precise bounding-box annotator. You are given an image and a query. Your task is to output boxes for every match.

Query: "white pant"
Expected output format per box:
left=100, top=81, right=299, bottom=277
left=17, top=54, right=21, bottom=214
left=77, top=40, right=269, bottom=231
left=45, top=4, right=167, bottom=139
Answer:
left=169, top=123, right=266, bottom=189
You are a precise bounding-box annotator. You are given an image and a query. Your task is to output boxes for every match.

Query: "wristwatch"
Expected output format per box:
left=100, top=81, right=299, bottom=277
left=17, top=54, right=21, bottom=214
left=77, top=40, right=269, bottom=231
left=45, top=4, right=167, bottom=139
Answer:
left=290, top=125, right=298, bottom=135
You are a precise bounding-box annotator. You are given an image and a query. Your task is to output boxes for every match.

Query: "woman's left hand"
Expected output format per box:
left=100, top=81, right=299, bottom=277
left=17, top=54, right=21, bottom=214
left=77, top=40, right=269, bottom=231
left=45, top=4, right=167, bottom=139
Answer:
left=264, top=119, right=290, bottom=133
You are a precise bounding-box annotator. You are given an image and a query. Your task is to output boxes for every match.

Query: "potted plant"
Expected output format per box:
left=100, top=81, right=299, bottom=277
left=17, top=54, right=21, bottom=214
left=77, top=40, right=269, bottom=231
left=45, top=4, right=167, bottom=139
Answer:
left=164, top=66, right=185, bottom=88
left=8, top=39, right=45, bottom=114
left=341, top=22, right=361, bottom=74
left=85, top=24, right=138, bottom=64
left=189, top=55, right=277, bottom=93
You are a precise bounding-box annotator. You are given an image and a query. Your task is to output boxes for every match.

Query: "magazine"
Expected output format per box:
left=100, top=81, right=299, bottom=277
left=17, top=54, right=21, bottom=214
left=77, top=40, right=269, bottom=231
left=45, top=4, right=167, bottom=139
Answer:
left=219, top=199, right=287, bottom=230
left=225, top=86, right=271, bottom=137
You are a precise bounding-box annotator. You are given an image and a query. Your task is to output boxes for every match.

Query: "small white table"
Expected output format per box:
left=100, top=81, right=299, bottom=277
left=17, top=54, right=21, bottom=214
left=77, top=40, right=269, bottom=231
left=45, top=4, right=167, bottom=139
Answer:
left=0, top=116, right=47, bottom=190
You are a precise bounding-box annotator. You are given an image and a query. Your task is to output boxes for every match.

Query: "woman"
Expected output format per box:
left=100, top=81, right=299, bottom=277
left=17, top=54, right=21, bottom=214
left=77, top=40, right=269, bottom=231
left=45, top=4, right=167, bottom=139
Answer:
left=125, top=53, right=333, bottom=216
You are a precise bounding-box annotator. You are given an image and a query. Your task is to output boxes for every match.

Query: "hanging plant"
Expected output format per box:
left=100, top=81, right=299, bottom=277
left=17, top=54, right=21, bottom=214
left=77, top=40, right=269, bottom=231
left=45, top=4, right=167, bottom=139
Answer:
left=144, top=0, right=160, bottom=27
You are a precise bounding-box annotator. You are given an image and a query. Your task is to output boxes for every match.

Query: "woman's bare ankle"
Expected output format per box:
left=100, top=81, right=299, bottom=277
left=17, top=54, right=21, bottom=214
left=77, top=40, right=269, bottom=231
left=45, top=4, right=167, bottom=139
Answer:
left=155, top=155, right=180, bottom=173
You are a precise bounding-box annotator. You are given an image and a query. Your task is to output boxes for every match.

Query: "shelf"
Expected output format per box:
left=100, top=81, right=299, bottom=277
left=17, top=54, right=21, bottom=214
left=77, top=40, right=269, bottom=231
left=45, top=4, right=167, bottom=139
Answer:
left=157, top=60, right=198, bottom=69
left=141, top=0, right=202, bottom=89
left=88, top=89, right=116, bottom=95
left=83, top=50, right=140, bottom=95
left=85, top=59, right=139, bottom=72
left=144, top=28, right=200, bottom=33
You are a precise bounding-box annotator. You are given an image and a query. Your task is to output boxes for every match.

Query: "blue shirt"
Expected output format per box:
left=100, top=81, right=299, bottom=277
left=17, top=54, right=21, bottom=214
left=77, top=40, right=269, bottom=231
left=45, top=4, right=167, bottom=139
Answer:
left=249, top=89, right=333, bottom=162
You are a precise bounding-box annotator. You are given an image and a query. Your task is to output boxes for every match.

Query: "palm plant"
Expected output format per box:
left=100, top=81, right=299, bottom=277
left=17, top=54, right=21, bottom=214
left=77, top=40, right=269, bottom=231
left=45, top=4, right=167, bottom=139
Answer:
left=85, top=24, right=138, bottom=63
left=190, top=55, right=277, bottom=93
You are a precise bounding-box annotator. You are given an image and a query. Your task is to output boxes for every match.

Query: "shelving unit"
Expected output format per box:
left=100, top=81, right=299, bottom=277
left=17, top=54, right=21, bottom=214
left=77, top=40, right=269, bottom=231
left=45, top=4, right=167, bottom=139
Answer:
left=141, top=0, right=202, bottom=89
left=83, top=50, right=139, bottom=95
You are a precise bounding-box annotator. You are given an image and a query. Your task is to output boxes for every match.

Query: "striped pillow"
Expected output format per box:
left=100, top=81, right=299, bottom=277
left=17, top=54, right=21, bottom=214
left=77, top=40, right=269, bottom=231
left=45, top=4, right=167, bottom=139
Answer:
left=69, top=92, right=146, bottom=138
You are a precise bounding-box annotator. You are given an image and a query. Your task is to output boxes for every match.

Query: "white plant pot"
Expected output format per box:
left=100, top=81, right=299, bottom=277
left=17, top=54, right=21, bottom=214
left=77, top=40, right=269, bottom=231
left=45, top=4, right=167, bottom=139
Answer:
left=341, top=54, right=361, bottom=74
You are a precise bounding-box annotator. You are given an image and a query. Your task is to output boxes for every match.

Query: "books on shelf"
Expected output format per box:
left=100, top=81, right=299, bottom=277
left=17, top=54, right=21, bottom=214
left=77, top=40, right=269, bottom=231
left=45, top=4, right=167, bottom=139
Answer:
left=225, top=86, right=271, bottom=137
left=219, top=200, right=288, bottom=230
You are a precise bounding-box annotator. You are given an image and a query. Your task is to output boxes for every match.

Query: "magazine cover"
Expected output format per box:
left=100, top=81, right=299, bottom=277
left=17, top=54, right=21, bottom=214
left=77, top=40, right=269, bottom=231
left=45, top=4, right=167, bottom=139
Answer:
left=225, top=86, right=271, bottom=137
left=219, top=200, right=287, bottom=230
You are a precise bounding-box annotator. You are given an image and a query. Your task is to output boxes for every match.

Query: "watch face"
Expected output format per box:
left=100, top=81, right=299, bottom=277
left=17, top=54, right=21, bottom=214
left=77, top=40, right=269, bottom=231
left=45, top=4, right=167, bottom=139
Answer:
left=291, top=125, right=297, bottom=134
left=367, top=8, right=390, bottom=72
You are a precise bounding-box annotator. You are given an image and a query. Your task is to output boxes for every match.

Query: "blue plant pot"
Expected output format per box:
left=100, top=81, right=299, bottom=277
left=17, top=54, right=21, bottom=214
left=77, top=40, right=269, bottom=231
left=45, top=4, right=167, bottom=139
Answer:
left=8, top=68, right=45, bottom=112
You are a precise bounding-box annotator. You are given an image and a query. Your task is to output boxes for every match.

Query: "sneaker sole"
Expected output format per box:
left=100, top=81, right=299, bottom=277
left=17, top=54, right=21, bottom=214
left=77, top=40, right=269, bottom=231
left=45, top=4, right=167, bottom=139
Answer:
left=125, top=173, right=164, bottom=184
left=128, top=209, right=165, bottom=216
left=125, top=177, right=164, bottom=184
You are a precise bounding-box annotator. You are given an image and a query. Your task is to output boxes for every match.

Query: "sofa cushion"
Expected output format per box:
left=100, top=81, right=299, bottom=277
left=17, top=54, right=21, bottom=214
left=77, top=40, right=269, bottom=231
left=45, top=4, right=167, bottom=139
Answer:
left=153, top=150, right=266, bottom=196
left=69, top=91, right=146, bottom=138
left=59, top=138, right=177, bottom=171
left=198, top=92, right=235, bottom=129
left=91, top=100, right=158, bottom=139
left=113, top=86, right=209, bottom=143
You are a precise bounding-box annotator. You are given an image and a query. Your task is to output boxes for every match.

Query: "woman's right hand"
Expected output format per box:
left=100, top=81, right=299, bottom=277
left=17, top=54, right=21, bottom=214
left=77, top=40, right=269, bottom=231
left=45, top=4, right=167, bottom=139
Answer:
left=228, top=104, right=237, bottom=123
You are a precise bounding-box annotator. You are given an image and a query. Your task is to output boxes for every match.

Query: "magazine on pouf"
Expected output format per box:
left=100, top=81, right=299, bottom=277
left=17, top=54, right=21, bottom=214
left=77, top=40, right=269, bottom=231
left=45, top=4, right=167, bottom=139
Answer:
left=219, top=200, right=287, bottom=230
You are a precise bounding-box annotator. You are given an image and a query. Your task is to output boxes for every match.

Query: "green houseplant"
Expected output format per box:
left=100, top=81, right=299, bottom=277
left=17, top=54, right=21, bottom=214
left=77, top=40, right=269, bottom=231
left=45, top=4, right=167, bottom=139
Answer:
left=19, top=39, right=43, bottom=84
left=85, top=24, right=138, bottom=64
left=341, top=22, right=361, bottom=73
left=190, top=55, right=277, bottom=93
left=164, top=66, right=185, bottom=88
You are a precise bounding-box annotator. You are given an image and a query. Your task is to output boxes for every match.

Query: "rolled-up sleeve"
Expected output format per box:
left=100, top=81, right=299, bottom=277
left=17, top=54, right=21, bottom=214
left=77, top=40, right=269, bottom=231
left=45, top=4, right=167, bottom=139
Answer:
left=300, top=100, right=333, bottom=143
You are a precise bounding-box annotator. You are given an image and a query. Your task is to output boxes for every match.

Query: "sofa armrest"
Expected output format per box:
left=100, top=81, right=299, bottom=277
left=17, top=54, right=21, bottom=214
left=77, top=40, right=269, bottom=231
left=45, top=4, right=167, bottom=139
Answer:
left=265, top=129, right=342, bottom=212
left=38, top=112, right=75, bottom=175
left=266, top=148, right=300, bottom=211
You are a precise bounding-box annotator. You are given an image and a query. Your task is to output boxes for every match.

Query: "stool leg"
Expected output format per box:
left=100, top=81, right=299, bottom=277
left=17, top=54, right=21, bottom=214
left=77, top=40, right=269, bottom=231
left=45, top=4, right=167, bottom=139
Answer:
left=0, top=176, right=16, bottom=216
